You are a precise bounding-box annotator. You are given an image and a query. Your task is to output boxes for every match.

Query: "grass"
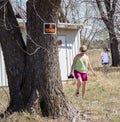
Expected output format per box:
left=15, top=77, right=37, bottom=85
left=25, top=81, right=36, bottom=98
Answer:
left=0, top=49, right=120, bottom=122
left=64, top=76, right=120, bottom=122
left=63, top=49, right=120, bottom=122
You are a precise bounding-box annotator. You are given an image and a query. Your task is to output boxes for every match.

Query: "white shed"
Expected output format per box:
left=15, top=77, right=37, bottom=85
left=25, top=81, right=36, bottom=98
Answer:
left=57, top=23, right=82, bottom=80
left=0, top=22, right=82, bottom=86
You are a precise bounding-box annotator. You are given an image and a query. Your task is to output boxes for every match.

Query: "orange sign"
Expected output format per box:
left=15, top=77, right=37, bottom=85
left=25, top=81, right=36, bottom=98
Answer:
left=44, top=23, right=56, bottom=34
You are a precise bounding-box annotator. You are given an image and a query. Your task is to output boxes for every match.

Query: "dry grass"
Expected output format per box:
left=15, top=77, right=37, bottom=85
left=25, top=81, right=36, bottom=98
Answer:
left=0, top=49, right=120, bottom=122
left=64, top=49, right=120, bottom=122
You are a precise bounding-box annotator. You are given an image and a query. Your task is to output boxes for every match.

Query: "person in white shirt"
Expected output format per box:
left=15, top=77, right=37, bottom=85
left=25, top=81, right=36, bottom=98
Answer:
left=101, top=47, right=110, bottom=76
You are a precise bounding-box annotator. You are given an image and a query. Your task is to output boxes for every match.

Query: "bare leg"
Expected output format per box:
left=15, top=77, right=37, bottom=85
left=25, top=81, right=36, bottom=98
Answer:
left=82, top=82, right=86, bottom=98
left=76, top=78, right=81, bottom=91
left=103, top=65, right=105, bottom=73
left=103, top=65, right=107, bottom=77
left=106, top=64, right=109, bottom=74
left=75, top=78, right=82, bottom=96
left=103, top=64, right=109, bottom=77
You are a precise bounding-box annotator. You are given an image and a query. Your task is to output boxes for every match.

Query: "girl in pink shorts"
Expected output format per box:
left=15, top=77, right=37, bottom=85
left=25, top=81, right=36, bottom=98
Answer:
left=74, top=70, right=88, bottom=81
left=70, top=45, right=96, bottom=98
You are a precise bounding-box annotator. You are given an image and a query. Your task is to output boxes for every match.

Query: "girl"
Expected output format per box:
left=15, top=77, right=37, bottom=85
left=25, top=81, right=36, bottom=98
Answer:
left=101, top=47, right=110, bottom=77
left=70, top=45, right=96, bottom=98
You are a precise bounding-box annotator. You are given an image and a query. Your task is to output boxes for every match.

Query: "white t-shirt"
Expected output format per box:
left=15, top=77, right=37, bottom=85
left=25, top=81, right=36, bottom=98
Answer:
left=101, top=52, right=110, bottom=63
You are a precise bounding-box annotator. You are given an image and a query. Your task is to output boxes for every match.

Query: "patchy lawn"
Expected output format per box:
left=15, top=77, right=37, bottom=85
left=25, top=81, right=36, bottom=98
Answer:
left=0, top=49, right=120, bottom=122
left=63, top=49, right=120, bottom=122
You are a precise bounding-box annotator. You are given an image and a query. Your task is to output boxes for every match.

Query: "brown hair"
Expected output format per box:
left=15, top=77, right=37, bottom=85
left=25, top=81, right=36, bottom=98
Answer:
left=103, top=47, right=109, bottom=52
left=80, top=45, right=87, bottom=52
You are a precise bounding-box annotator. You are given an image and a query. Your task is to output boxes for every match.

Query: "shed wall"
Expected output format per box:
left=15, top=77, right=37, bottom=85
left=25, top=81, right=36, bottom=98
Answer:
left=0, top=44, right=8, bottom=87
left=57, top=28, right=80, bottom=80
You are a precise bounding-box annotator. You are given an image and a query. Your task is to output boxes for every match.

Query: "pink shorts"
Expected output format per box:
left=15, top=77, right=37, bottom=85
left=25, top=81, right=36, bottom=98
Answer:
left=74, top=70, right=88, bottom=81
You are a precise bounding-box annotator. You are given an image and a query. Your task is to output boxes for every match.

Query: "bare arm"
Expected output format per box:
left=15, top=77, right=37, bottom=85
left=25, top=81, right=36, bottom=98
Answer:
left=101, top=52, right=103, bottom=63
left=108, top=52, right=111, bottom=64
left=70, top=55, right=78, bottom=74
left=88, top=57, right=96, bottom=76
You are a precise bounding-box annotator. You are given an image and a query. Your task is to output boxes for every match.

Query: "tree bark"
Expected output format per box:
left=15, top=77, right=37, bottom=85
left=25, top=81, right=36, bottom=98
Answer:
left=25, top=0, right=73, bottom=118
left=0, top=0, right=26, bottom=112
left=108, top=24, right=119, bottom=66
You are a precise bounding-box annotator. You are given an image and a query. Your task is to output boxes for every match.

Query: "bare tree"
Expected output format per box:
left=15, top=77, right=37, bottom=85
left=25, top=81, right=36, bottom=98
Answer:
left=60, top=0, right=120, bottom=65
left=60, top=0, right=106, bottom=48
left=96, top=0, right=120, bottom=66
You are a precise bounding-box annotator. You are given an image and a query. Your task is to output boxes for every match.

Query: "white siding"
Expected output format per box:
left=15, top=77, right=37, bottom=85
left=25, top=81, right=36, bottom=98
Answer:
left=0, top=44, right=8, bottom=87
left=57, top=28, right=81, bottom=80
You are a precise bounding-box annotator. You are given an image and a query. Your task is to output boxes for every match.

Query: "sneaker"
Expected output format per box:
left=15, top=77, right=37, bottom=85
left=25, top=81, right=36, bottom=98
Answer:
left=75, top=91, right=79, bottom=97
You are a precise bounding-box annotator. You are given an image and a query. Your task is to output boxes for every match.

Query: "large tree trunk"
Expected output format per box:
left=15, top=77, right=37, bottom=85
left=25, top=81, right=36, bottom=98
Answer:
left=24, top=0, right=77, bottom=119
left=0, top=1, right=26, bottom=112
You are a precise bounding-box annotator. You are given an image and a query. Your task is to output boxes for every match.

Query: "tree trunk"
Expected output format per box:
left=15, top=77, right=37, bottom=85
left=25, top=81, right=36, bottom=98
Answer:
left=0, top=1, right=26, bottom=112
left=109, top=28, right=119, bottom=66
left=105, top=15, right=119, bottom=66
left=24, top=0, right=76, bottom=119
left=105, top=18, right=120, bottom=66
